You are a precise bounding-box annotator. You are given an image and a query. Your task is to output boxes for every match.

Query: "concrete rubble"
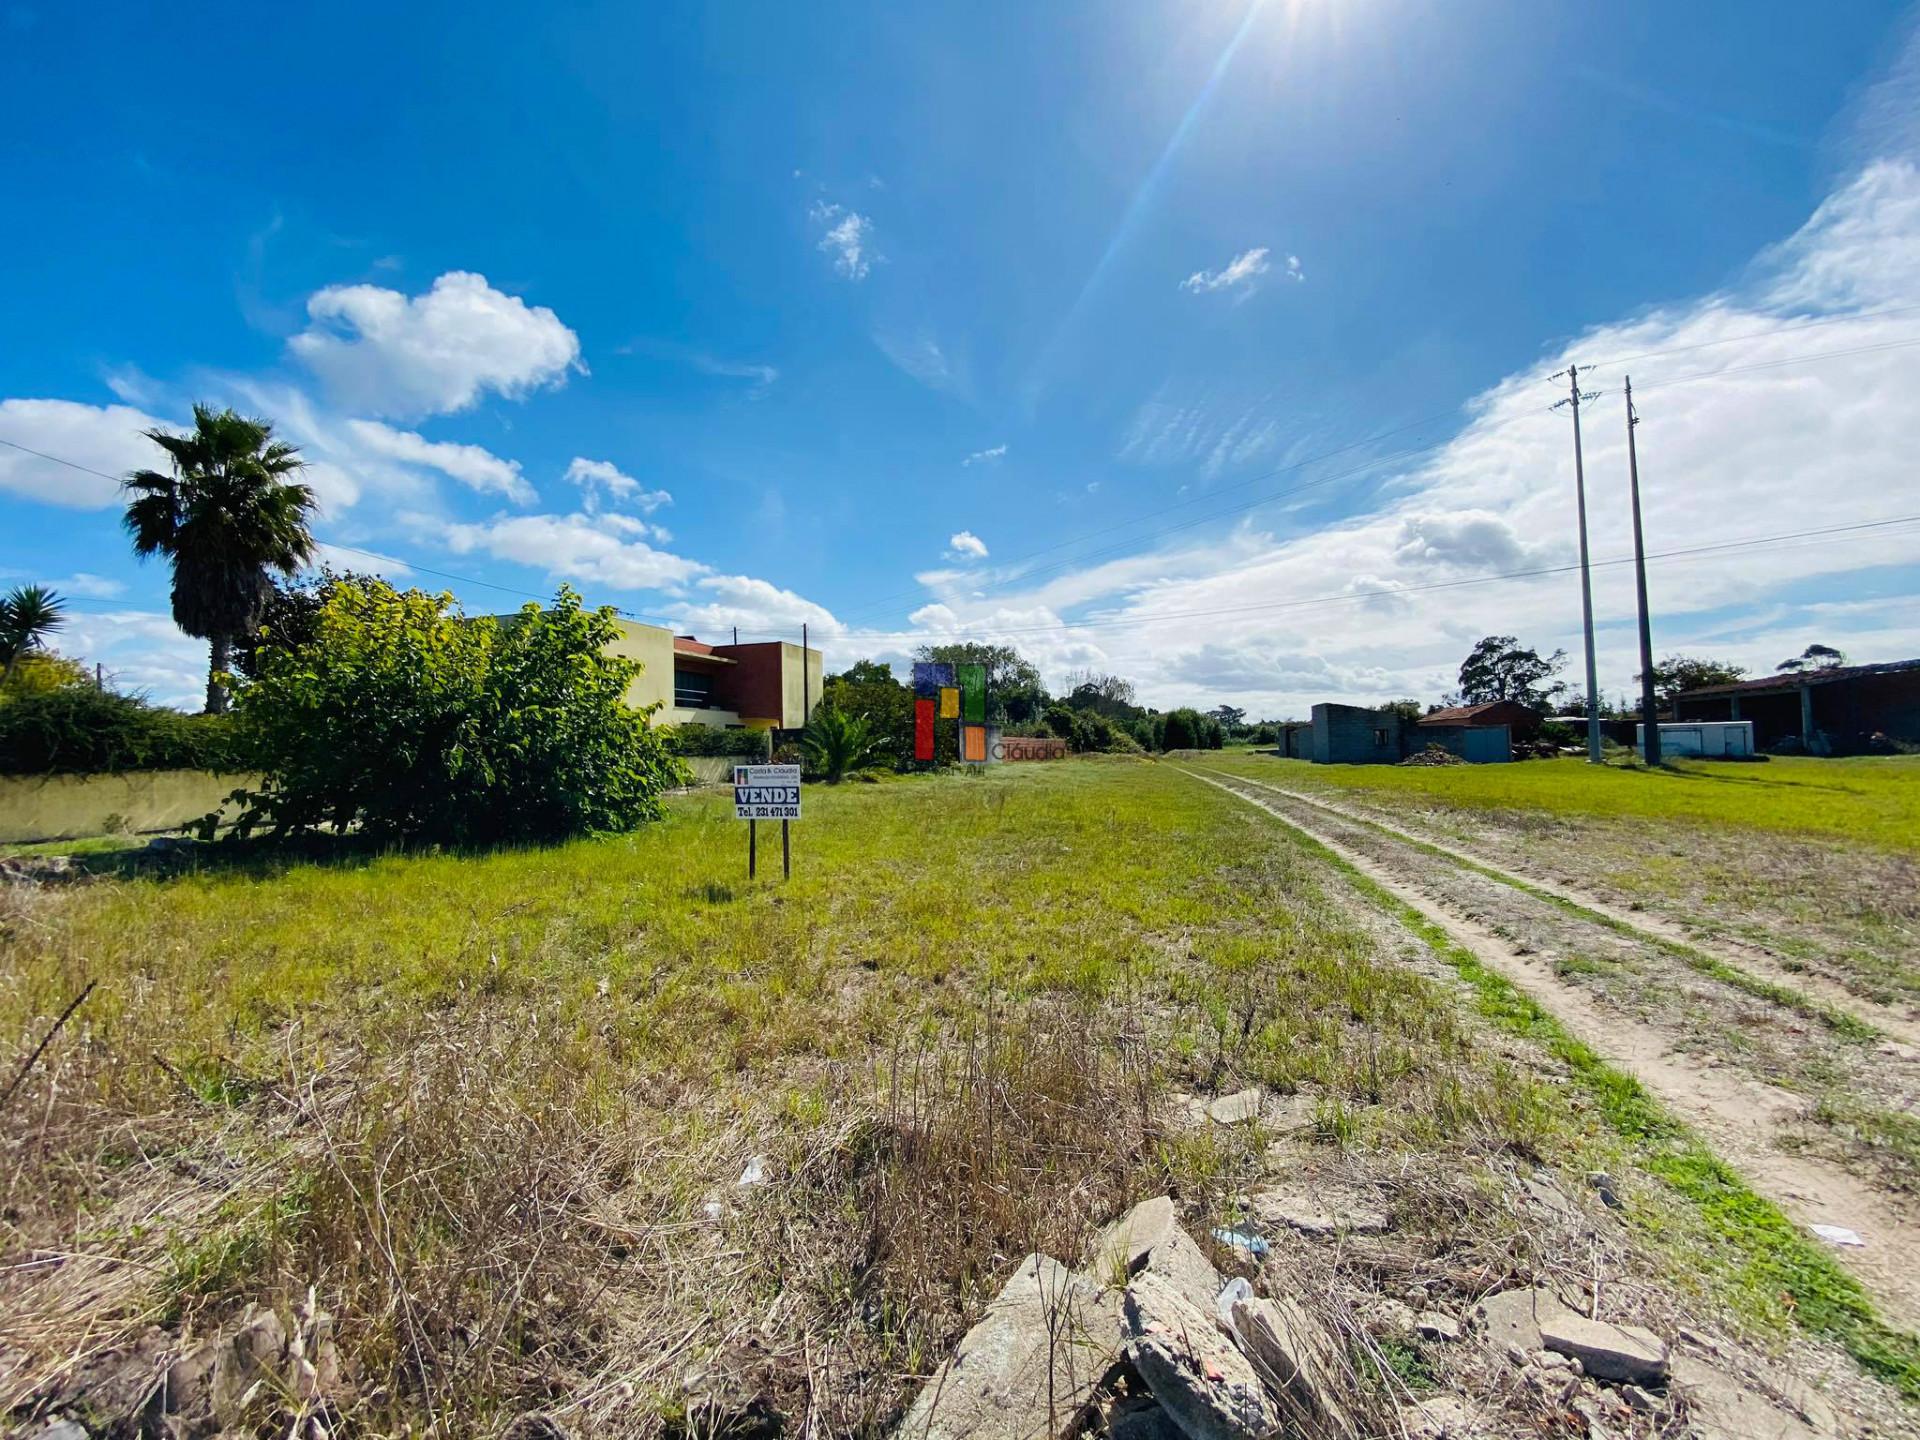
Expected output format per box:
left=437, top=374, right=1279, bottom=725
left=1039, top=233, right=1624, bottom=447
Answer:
left=894, top=1196, right=1362, bottom=1440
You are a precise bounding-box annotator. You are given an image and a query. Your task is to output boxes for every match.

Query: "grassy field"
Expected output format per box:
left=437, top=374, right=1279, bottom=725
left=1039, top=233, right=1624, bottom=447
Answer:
left=1225, top=752, right=1920, bottom=853
left=1201, top=752, right=1920, bottom=1005
left=4, top=757, right=1916, bottom=1434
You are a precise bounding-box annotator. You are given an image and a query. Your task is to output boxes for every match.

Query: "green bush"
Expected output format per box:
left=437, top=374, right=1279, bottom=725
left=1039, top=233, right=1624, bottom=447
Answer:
left=0, top=686, right=245, bottom=775
left=227, top=580, right=684, bottom=845
left=665, top=725, right=772, bottom=760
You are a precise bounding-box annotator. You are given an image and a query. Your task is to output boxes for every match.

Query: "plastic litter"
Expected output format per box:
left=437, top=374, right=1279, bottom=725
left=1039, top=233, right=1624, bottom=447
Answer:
left=1215, top=1275, right=1254, bottom=1326
left=737, top=1155, right=769, bottom=1187
left=1811, top=1224, right=1865, bottom=1247
left=1211, top=1226, right=1269, bottom=1258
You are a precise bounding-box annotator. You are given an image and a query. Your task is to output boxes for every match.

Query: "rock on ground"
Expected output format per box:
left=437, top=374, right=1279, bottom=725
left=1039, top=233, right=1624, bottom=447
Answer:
left=1469, top=1287, right=1573, bottom=1355
left=1122, top=1272, right=1282, bottom=1440
left=894, top=1254, right=1121, bottom=1440
left=1671, top=1355, right=1832, bottom=1440
left=1226, top=1293, right=1358, bottom=1438
left=1538, top=1313, right=1668, bottom=1386
left=1088, top=1195, right=1222, bottom=1316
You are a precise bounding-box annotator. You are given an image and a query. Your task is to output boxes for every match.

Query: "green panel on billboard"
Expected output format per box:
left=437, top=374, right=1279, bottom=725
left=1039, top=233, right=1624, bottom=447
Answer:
left=958, top=663, right=986, bottom=723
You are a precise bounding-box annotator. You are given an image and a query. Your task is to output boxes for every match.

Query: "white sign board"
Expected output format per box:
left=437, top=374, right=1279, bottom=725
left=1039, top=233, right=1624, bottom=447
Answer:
left=733, top=763, right=802, bottom=820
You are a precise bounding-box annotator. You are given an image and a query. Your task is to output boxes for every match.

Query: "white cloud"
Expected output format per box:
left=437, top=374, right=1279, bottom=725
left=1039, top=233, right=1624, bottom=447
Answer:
left=0, top=398, right=167, bottom=508
left=564, top=457, right=672, bottom=514
left=1182, top=247, right=1271, bottom=295
left=443, top=511, right=707, bottom=593
left=674, top=574, right=843, bottom=639
left=946, top=530, right=990, bottom=560
left=345, top=419, right=533, bottom=503
left=289, top=271, right=584, bottom=418
left=58, top=609, right=210, bottom=710
left=811, top=203, right=874, bottom=280
left=1284, top=254, right=1304, bottom=283
left=962, top=444, right=1007, bottom=467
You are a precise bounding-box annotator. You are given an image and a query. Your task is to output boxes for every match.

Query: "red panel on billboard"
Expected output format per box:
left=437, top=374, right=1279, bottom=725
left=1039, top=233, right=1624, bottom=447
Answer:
left=914, top=697, right=936, bottom=761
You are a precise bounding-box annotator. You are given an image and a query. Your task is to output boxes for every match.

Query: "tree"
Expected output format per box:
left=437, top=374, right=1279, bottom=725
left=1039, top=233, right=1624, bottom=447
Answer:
left=1637, top=654, right=1748, bottom=711
left=1208, top=704, right=1247, bottom=734
left=832, top=658, right=899, bottom=687
left=800, top=702, right=878, bottom=782
left=1379, top=698, right=1425, bottom=723
left=229, top=581, right=680, bottom=844
left=913, top=641, right=1049, bottom=724
left=1456, top=635, right=1566, bottom=709
left=123, top=405, right=318, bottom=714
left=823, top=659, right=920, bottom=768
left=0, top=584, right=67, bottom=686
left=232, top=568, right=388, bottom=682
left=1063, top=670, right=1139, bottom=719
left=1777, top=643, right=1847, bottom=675
left=1162, top=707, right=1207, bottom=750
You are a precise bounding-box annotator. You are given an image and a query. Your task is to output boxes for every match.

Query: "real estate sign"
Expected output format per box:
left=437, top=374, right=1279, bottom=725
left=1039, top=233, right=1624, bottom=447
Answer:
left=733, top=764, right=801, bottom=820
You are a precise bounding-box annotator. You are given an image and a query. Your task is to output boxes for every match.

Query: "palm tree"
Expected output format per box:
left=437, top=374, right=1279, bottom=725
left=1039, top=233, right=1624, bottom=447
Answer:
left=124, top=405, right=318, bottom=713
left=0, top=584, right=67, bottom=685
left=800, top=703, right=877, bottom=783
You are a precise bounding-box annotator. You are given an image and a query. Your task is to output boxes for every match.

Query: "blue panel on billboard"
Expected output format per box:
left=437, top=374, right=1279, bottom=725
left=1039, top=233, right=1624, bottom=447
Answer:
left=912, top=661, right=954, bottom=699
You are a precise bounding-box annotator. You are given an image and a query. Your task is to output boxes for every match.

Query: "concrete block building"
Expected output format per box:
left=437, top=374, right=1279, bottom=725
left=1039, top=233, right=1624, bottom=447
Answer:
left=603, top=620, right=822, bottom=730
left=1308, top=702, right=1511, bottom=765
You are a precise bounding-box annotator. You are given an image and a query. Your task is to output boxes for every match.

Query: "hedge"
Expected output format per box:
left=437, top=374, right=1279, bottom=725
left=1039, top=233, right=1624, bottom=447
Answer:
left=0, top=687, right=246, bottom=775
left=663, top=724, right=773, bottom=760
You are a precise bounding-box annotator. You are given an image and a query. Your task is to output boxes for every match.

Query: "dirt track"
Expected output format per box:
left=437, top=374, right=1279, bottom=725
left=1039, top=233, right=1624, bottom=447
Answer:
left=1184, top=767, right=1920, bottom=1332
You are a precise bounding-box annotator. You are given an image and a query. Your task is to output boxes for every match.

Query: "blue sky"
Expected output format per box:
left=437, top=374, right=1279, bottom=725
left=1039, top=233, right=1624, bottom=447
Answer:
left=4, top=0, right=1918, bottom=711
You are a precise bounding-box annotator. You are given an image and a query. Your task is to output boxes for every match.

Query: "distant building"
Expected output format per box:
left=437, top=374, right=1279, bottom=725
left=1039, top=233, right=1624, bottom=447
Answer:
left=1306, top=702, right=1511, bottom=765
left=1674, top=657, right=1920, bottom=753
left=603, top=620, right=822, bottom=730
left=1418, top=699, right=1542, bottom=739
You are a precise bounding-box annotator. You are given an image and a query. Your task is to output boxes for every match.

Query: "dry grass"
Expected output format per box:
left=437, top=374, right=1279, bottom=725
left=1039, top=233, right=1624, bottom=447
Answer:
left=9, top=761, right=1881, bottom=1436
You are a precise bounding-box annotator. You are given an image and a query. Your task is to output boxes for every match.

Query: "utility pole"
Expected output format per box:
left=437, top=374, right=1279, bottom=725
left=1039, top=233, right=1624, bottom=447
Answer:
left=1553, top=363, right=1603, bottom=764
left=1625, top=376, right=1660, bottom=767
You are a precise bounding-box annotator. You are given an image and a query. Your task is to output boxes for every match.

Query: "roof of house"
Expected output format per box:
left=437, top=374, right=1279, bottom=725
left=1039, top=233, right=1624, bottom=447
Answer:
left=1677, top=657, right=1920, bottom=698
left=1418, top=700, right=1538, bottom=726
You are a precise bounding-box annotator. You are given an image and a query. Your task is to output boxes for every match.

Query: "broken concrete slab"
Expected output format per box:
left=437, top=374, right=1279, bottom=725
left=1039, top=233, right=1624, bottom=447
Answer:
left=1539, top=1313, right=1668, bottom=1386
left=1088, top=1197, right=1221, bottom=1316
left=1670, top=1356, right=1827, bottom=1440
left=1090, top=1196, right=1176, bottom=1283
left=1122, top=1273, right=1282, bottom=1440
left=1247, top=1186, right=1389, bottom=1238
left=1404, top=1393, right=1475, bottom=1439
left=894, top=1254, right=1121, bottom=1440
left=1469, top=1287, right=1573, bottom=1355
left=1106, top=1402, right=1185, bottom=1440
left=1206, top=1088, right=1264, bottom=1125
left=1227, top=1293, right=1358, bottom=1439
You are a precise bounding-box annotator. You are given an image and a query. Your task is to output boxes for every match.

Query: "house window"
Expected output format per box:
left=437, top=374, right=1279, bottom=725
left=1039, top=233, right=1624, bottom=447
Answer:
left=674, top=668, right=714, bottom=709
left=1373, top=727, right=1390, bottom=747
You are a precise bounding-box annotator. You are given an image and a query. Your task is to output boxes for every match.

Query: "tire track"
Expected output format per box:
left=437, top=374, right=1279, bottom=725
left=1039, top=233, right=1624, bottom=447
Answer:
left=1183, top=766, right=1920, bottom=1332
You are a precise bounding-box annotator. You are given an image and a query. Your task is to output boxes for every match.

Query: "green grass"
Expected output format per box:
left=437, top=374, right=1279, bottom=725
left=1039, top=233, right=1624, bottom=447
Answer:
left=1, top=760, right=1570, bottom=1431
left=1212, top=753, right=1920, bottom=854
left=1202, top=783, right=1920, bottom=1398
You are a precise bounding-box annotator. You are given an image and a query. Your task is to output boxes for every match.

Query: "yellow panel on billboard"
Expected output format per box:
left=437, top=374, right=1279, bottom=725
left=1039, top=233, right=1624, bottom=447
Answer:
left=939, top=687, right=959, bottom=718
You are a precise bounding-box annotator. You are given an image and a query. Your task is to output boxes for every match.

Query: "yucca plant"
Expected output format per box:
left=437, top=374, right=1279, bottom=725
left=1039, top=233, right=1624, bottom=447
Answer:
left=800, top=702, right=877, bottom=783
left=123, top=405, right=318, bottom=713
left=0, top=584, right=67, bottom=686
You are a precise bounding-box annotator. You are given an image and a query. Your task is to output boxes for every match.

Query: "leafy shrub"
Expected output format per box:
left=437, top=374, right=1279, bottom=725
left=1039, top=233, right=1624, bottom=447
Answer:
left=801, top=702, right=879, bottom=782
left=228, top=580, right=684, bottom=844
left=665, top=725, right=772, bottom=760
left=0, top=686, right=245, bottom=775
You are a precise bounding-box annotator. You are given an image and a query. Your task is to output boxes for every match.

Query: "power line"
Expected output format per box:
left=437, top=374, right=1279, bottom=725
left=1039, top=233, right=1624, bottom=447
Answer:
left=833, top=333, right=1920, bottom=626
left=0, top=434, right=695, bottom=631
left=829, top=513, right=1920, bottom=642
left=1578, top=301, right=1920, bottom=373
